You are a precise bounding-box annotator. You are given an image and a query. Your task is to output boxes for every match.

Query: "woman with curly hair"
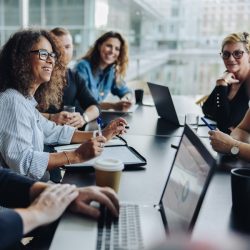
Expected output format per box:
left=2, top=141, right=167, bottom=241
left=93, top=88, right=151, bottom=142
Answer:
left=74, top=31, right=133, bottom=111
left=0, top=28, right=127, bottom=181
left=37, top=27, right=100, bottom=129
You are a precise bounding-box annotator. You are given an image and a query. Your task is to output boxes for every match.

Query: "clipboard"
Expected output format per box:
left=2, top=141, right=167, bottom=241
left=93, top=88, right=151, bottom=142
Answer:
left=54, top=137, right=146, bottom=170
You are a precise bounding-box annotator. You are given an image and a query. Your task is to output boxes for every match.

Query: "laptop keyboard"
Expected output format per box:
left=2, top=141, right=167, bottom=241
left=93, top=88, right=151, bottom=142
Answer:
left=97, top=204, right=144, bottom=250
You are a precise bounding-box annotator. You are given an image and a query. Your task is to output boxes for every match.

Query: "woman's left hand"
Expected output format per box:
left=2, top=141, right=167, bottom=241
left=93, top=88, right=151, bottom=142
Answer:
left=102, top=118, right=128, bottom=140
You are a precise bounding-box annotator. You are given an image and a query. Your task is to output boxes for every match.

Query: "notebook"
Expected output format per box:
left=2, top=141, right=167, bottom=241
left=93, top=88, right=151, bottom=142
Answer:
left=147, top=82, right=216, bottom=126
left=54, top=137, right=146, bottom=170
left=50, top=125, right=215, bottom=250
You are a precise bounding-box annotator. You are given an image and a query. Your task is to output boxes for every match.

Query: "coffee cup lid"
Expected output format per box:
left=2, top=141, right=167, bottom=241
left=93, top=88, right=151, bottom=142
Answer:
left=94, top=158, right=124, bottom=171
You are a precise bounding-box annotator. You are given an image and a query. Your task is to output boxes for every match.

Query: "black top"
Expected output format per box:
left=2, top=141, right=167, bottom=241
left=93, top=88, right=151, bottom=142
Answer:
left=202, top=83, right=249, bottom=134
left=0, top=168, right=35, bottom=249
left=47, top=68, right=99, bottom=114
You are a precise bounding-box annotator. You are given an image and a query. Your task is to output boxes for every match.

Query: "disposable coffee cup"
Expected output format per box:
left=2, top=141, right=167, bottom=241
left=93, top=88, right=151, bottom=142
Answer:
left=135, top=89, right=144, bottom=104
left=94, top=158, right=124, bottom=193
left=231, top=168, right=250, bottom=223
left=63, top=105, right=75, bottom=113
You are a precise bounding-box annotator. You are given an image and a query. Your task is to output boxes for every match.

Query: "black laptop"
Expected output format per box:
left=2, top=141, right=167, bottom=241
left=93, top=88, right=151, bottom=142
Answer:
left=147, top=82, right=216, bottom=127
left=50, top=125, right=216, bottom=250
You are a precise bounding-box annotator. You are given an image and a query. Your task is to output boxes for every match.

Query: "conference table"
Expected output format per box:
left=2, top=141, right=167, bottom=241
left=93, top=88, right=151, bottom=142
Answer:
left=51, top=95, right=250, bottom=248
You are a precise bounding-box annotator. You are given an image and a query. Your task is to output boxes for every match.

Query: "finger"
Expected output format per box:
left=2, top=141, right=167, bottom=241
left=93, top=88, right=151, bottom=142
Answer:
left=73, top=201, right=101, bottom=219
left=40, top=184, right=61, bottom=196
left=100, top=187, right=120, bottom=212
left=61, top=190, right=79, bottom=205
left=83, top=188, right=119, bottom=217
left=54, top=184, right=77, bottom=196
left=95, top=136, right=107, bottom=143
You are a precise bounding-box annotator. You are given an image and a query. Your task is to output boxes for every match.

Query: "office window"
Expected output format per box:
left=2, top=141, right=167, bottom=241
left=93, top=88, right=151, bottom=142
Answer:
left=2, top=0, right=20, bottom=25
left=29, top=0, right=84, bottom=26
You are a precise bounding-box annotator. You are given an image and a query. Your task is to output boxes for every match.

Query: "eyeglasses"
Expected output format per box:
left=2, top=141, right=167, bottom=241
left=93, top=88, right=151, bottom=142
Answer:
left=220, top=50, right=246, bottom=60
left=30, top=49, right=57, bottom=62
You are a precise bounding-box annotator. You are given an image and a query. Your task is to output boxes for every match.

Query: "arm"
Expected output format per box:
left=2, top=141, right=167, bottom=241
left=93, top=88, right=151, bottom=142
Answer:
left=0, top=169, right=46, bottom=249
left=43, top=116, right=127, bottom=170
left=209, top=129, right=250, bottom=162
left=83, top=105, right=99, bottom=123
left=41, top=111, right=73, bottom=125
left=230, top=109, right=250, bottom=143
left=15, top=184, right=78, bottom=235
left=73, top=70, right=100, bottom=122
left=0, top=169, right=35, bottom=207
left=202, top=72, right=241, bottom=133
left=100, top=101, right=132, bottom=111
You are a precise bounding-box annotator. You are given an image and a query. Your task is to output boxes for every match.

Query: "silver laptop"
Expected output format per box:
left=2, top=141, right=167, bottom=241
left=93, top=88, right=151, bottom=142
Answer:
left=50, top=125, right=215, bottom=250
left=147, top=82, right=216, bottom=127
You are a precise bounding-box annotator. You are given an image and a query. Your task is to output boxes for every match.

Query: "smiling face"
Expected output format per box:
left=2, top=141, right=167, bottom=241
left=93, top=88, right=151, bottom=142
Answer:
left=30, top=36, right=55, bottom=86
left=98, top=37, right=121, bottom=69
left=222, top=42, right=250, bottom=76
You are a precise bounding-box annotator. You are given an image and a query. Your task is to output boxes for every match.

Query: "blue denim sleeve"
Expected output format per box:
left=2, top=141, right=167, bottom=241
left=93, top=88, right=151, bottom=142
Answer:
left=111, top=79, right=132, bottom=98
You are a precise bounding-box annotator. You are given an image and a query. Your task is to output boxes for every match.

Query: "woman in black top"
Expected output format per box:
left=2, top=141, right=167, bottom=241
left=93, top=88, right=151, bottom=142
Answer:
left=202, top=32, right=250, bottom=134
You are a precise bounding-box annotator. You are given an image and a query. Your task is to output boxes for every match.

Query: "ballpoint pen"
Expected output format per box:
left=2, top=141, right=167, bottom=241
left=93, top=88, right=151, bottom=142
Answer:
left=97, top=117, right=102, bottom=136
left=201, top=117, right=215, bottom=130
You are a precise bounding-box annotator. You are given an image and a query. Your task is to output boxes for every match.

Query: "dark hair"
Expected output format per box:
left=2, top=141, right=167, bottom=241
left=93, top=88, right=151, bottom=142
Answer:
left=0, top=28, right=66, bottom=110
left=81, top=31, right=129, bottom=79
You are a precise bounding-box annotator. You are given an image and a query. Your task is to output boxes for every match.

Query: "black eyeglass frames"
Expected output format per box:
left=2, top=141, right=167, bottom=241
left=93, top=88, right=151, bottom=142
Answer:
left=220, top=50, right=246, bottom=60
left=30, top=49, right=57, bottom=62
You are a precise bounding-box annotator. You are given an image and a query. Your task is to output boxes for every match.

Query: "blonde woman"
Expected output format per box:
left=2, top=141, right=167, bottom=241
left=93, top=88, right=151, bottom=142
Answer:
left=202, top=32, right=250, bottom=134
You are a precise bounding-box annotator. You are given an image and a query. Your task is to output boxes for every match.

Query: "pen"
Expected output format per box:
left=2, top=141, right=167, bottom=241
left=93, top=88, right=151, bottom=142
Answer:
left=97, top=117, right=102, bottom=136
left=201, top=117, right=215, bottom=130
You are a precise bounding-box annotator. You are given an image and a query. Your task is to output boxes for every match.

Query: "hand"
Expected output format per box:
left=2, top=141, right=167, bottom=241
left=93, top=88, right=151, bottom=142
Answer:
left=208, top=129, right=236, bottom=154
left=27, top=184, right=78, bottom=225
left=113, top=101, right=132, bottom=111
left=66, top=112, right=85, bottom=128
left=216, top=72, right=239, bottom=86
left=69, top=186, right=119, bottom=219
left=75, top=136, right=106, bottom=162
left=102, top=118, right=128, bottom=140
left=51, top=111, right=73, bottom=125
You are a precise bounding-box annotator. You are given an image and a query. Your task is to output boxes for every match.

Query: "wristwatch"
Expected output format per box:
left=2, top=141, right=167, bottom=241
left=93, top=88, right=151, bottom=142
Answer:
left=230, top=144, right=240, bottom=156
left=82, top=113, right=89, bottom=123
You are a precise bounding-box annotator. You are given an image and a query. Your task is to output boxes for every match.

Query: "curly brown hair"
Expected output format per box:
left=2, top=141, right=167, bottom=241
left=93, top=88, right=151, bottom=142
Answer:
left=80, top=31, right=129, bottom=83
left=0, top=28, right=66, bottom=111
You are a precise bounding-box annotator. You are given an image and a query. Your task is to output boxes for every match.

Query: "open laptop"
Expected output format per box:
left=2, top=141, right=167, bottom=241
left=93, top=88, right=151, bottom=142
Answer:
left=50, top=125, right=215, bottom=250
left=147, top=82, right=216, bottom=127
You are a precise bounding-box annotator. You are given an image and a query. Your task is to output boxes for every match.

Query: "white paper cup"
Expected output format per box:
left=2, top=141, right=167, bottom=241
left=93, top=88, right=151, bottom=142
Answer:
left=94, top=158, right=124, bottom=193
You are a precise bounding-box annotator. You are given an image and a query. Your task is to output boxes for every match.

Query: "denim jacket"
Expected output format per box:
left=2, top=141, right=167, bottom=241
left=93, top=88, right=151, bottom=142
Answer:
left=74, top=59, right=131, bottom=102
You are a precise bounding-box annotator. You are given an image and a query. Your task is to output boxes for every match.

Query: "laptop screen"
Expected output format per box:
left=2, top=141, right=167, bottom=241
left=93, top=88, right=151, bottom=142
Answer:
left=161, top=125, right=214, bottom=233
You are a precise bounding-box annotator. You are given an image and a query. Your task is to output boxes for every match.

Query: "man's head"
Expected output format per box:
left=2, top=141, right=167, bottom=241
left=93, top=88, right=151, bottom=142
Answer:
left=51, top=27, right=73, bottom=65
